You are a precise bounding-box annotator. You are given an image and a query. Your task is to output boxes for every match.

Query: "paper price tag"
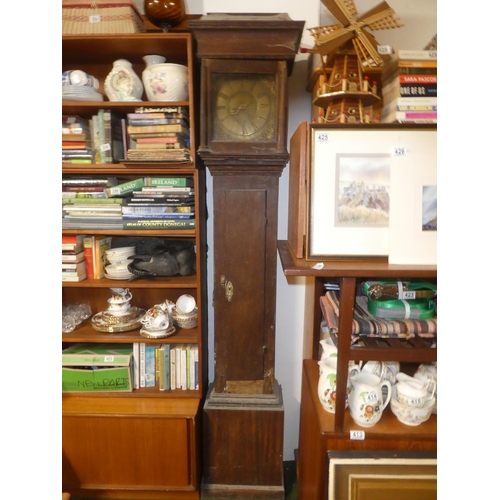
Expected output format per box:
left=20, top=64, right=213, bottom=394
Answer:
left=89, top=15, right=101, bottom=23
left=393, top=147, right=407, bottom=156
left=316, top=132, right=330, bottom=143
left=401, top=290, right=416, bottom=299
left=104, top=355, right=114, bottom=362
left=101, top=143, right=111, bottom=152
left=350, top=430, right=365, bottom=440
left=378, top=45, right=394, bottom=55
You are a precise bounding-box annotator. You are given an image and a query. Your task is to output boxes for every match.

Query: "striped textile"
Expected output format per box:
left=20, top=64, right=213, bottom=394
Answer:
left=320, top=291, right=437, bottom=339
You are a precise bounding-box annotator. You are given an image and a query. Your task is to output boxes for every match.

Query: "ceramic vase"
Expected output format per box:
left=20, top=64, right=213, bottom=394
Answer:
left=144, top=0, right=186, bottom=31
left=104, top=59, right=144, bottom=102
left=142, top=54, right=189, bottom=102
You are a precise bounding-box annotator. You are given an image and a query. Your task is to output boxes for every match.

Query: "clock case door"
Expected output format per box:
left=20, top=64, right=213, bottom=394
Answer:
left=199, top=58, right=288, bottom=157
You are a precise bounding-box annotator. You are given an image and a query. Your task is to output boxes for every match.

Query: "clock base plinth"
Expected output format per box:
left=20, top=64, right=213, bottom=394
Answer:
left=202, top=383, right=285, bottom=499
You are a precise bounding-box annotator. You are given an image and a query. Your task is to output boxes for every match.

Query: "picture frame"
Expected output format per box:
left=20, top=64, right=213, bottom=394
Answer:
left=306, top=124, right=437, bottom=261
left=328, top=450, right=437, bottom=500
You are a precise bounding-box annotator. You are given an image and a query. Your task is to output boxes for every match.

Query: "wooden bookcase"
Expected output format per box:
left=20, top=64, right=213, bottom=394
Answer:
left=277, top=241, right=437, bottom=500
left=62, top=32, right=207, bottom=500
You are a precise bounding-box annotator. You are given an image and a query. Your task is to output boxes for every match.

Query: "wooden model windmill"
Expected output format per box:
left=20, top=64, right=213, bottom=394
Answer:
left=308, top=0, right=403, bottom=123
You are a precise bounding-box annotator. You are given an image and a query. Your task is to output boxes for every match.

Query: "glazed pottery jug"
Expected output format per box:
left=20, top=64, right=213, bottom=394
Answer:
left=348, top=372, right=392, bottom=427
left=104, top=59, right=144, bottom=101
left=317, top=358, right=360, bottom=413
left=319, top=338, right=337, bottom=360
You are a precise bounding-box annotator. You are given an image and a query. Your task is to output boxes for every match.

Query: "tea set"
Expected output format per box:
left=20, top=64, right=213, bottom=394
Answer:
left=317, top=339, right=436, bottom=427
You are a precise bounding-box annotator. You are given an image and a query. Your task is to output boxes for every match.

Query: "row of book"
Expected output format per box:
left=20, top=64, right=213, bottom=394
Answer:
left=62, top=176, right=196, bottom=231
left=62, top=234, right=112, bottom=282
left=133, top=343, right=199, bottom=391
left=381, top=49, right=437, bottom=124
left=62, top=105, right=192, bottom=165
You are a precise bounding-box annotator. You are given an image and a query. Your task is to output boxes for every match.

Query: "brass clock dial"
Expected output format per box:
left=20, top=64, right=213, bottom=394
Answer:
left=212, top=74, right=276, bottom=141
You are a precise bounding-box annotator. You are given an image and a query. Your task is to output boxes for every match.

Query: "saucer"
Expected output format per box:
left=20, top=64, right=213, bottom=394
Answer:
left=140, top=324, right=176, bottom=339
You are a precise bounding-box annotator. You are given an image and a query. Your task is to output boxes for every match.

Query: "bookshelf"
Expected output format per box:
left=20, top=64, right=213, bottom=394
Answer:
left=62, top=32, right=207, bottom=499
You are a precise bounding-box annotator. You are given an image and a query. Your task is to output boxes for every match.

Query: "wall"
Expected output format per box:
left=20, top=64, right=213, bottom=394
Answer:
left=183, top=0, right=437, bottom=461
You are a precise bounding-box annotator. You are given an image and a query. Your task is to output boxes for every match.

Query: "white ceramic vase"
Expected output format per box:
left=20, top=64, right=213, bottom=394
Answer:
left=142, top=54, right=188, bottom=102
left=104, top=59, right=144, bottom=101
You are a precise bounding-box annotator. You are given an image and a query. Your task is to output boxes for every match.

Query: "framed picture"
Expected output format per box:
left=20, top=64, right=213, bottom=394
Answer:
left=328, top=450, right=437, bottom=500
left=306, top=124, right=437, bottom=261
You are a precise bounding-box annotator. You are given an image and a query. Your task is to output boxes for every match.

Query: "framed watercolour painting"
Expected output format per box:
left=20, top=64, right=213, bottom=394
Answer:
left=306, top=124, right=437, bottom=261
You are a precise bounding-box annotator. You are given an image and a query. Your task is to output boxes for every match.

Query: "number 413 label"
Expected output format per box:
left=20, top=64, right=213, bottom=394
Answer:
left=350, top=430, right=365, bottom=440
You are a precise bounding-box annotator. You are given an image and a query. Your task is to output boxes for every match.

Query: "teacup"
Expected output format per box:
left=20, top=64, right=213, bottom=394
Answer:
left=395, top=376, right=434, bottom=408
left=176, top=294, right=196, bottom=314
left=141, top=305, right=170, bottom=330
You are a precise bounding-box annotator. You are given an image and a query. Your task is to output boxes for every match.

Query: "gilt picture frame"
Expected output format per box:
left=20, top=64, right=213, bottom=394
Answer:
left=306, top=124, right=437, bottom=261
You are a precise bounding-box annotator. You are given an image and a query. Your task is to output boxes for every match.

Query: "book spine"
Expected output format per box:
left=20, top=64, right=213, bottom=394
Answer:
left=398, top=75, right=437, bottom=84
left=122, top=213, right=192, bottom=220
left=170, top=346, right=176, bottom=390
left=145, top=346, right=156, bottom=387
left=164, top=344, right=171, bottom=391
left=62, top=159, right=93, bottom=164
left=176, top=346, right=182, bottom=389
left=397, top=49, right=437, bottom=60
left=133, top=106, right=187, bottom=114
left=395, top=111, right=437, bottom=120
left=126, top=124, right=187, bottom=134
left=139, top=342, right=146, bottom=388
left=121, top=206, right=193, bottom=214
left=158, top=345, right=165, bottom=391
left=61, top=275, right=86, bottom=282
left=385, top=84, right=437, bottom=98
left=127, top=118, right=187, bottom=126
left=92, top=114, right=103, bottom=164
left=143, top=177, right=193, bottom=187
left=94, top=236, right=112, bottom=279
left=123, top=219, right=196, bottom=230
left=132, top=342, right=140, bottom=389
left=193, top=346, right=199, bottom=390
left=106, top=178, right=145, bottom=197
left=101, top=109, right=113, bottom=164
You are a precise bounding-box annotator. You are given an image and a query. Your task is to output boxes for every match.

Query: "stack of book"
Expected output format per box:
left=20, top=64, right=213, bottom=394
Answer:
left=381, top=49, right=437, bottom=123
left=105, top=176, right=196, bottom=230
left=62, top=115, right=93, bottom=164
left=83, top=235, right=113, bottom=279
left=90, top=108, right=125, bottom=164
left=125, top=106, right=192, bottom=162
left=133, top=342, right=198, bottom=390
left=62, top=177, right=123, bottom=230
left=62, top=235, right=87, bottom=282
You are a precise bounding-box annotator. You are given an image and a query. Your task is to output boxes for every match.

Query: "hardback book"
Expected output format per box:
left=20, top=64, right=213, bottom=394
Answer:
left=62, top=268, right=86, bottom=278
left=63, top=197, right=123, bottom=205
left=127, top=117, right=189, bottom=127
left=170, top=346, right=176, bottom=390
left=62, top=260, right=87, bottom=274
left=176, top=346, right=182, bottom=389
left=62, top=234, right=85, bottom=252
left=121, top=205, right=194, bottom=215
left=155, top=346, right=160, bottom=386
left=62, top=191, right=107, bottom=199
left=126, top=123, right=189, bottom=136
left=145, top=345, right=156, bottom=387
left=62, top=133, right=89, bottom=141
left=397, top=49, right=437, bottom=61
left=62, top=158, right=93, bottom=164
left=144, top=176, right=194, bottom=188
left=158, top=344, right=166, bottom=391
left=62, top=185, right=106, bottom=193
left=62, top=125, right=90, bottom=134
left=139, top=342, right=146, bottom=388
left=141, top=186, right=194, bottom=192
left=121, top=213, right=193, bottom=220
left=123, top=197, right=195, bottom=205
left=61, top=274, right=87, bottom=282
left=83, top=235, right=95, bottom=279
left=62, top=141, right=92, bottom=149
left=133, top=105, right=188, bottom=114
left=132, top=343, right=140, bottom=389
left=135, top=135, right=187, bottom=144
left=63, top=177, right=116, bottom=186
left=62, top=250, right=85, bottom=263
left=94, top=235, right=112, bottom=279
left=62, top=148, right=94, bottom=156
left=92, top=114, right=103, bottom=164
left=161, top=344, right=171, bottom=391
left=123, top=219, right=196, bottom=230
left=125, top=149, right=192, bottom=162
left=105, top=178, right=145, bottom=197
left=101, top=109, right=125, bottom=164
left=134, top=142, right=182, bottom=150
left=128, top=131, right=189, bottom=140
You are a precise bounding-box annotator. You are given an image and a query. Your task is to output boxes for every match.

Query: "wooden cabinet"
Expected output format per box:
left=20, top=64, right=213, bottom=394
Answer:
left=62, top=32, right=207, bottom=500
left=277, top=241, right=437, bottom=500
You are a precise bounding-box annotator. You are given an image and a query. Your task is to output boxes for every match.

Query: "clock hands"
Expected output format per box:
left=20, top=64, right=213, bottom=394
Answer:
left=229, top=102, right=251, bottom=115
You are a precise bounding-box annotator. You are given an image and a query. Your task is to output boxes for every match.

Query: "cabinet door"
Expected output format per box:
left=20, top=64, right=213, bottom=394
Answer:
left=212, top=173, right=279, bottom=394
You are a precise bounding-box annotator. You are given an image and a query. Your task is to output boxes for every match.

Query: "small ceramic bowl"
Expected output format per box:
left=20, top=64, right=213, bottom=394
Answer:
left=176, top=294, right=196, bottom=314
left=171, top=306, right=198, bottom=329
left=390, top=386, right=435, bottom=426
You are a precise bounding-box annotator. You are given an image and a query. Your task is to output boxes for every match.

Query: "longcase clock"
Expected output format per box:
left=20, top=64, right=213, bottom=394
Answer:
left=190, top=13, right=304, bottom=499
